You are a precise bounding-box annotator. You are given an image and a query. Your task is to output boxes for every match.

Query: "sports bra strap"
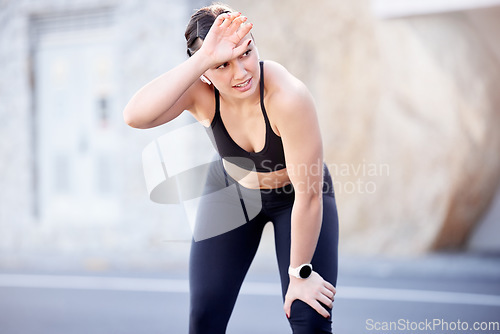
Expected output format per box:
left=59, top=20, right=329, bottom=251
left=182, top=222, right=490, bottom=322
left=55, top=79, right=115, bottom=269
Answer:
left=213, top=61, right=269, bottom=127
left=214, top=88, right=220, bottom=115
left=208, top=60, right=286, bottom=172
left=258, top=61, right=272, bottom=128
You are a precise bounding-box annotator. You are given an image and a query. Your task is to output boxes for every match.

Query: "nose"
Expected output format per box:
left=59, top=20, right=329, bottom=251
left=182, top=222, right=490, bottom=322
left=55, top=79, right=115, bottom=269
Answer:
left=233, top=60, right=247, bottom=81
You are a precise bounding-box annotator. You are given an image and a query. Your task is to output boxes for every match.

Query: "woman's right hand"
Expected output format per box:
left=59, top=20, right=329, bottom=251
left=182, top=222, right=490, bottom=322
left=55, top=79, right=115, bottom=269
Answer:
left=198, top=12, right=253, bottom=67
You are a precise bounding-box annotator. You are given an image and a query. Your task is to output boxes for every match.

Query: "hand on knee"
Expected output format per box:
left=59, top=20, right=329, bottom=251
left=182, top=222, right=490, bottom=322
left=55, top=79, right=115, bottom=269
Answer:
left=283, top=271, right=336, bottom=319
left=287, top=300, right=333, bottom=333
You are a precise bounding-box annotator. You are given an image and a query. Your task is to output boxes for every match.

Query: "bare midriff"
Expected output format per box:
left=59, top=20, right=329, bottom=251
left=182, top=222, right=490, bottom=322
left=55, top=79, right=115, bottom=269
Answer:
left=222, top=159, right=291, bottom=189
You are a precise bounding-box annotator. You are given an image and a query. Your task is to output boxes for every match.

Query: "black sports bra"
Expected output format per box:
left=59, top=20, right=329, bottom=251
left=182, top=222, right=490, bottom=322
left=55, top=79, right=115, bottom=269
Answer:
left=207, top=61, right=286, bottom=173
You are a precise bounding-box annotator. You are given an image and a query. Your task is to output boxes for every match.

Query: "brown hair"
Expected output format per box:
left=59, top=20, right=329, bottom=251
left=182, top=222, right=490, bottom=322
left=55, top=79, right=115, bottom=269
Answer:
left=185, top=3, right=235, bottom=57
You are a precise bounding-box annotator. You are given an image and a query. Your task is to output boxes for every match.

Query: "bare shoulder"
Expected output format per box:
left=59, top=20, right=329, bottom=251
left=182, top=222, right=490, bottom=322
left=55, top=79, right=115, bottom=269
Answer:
left=189, top=79, right=216, bottom=123
left=263, top=60, right=315, bottom=119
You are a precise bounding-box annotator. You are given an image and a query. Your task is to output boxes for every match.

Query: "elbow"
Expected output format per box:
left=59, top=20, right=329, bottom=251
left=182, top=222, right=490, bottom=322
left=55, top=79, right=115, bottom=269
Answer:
left=295, top=191, right=322, bottom=209
left=123, top=111, right=140, bottom=129
left=307, top=192, right=323, bottom=208
left=123, top=110, right=135, bottom=128
left=123, top=104, right=147, bottom=129
left=293, top=180, right=323, bottom=204
left=123, top=100, right=138, bottom=128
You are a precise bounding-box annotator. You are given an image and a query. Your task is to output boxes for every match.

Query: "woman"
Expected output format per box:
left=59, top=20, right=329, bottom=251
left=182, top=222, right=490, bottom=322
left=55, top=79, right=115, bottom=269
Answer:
left=124, top=3, right=339, bottom=333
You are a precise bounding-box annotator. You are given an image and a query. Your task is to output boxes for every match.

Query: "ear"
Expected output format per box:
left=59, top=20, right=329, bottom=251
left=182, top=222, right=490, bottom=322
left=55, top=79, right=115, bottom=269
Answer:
left=200, top=75, right=212, bottom=85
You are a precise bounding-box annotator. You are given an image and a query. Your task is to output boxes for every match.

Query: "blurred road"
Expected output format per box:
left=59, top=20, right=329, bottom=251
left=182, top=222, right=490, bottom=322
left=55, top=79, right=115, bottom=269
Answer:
left=1, top=254, right=500, bottom=334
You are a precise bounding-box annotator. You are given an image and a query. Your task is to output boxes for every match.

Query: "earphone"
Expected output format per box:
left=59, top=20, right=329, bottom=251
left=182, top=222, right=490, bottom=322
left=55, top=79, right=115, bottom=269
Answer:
left=200, top=75, right=212, bottom=85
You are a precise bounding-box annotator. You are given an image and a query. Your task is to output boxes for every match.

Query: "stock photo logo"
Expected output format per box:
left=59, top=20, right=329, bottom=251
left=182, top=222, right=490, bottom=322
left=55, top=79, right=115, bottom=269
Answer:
left=141, top=121, right=262, bottom=241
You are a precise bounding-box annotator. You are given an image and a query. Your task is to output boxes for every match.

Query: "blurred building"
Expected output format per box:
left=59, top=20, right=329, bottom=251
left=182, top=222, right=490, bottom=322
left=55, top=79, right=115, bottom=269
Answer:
left=0, top=0, right=499, bottom=270
left=0, top=0, right=206, bottom=270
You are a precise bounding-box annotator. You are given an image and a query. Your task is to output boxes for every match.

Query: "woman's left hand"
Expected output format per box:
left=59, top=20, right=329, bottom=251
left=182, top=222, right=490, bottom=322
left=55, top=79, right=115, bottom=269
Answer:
left=283, top=271, right=336, bottom=319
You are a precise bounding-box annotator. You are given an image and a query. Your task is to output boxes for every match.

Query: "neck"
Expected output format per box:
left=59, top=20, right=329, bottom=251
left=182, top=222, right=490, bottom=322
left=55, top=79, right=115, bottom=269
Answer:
left=219, top=84, right=262, bottom=111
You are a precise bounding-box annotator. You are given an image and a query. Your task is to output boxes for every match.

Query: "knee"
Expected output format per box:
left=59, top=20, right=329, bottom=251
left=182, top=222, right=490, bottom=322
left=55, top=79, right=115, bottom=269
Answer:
left=288, top=300, right=332, bottom=334
left=189, top=290, right=230, bottom=334
left=189, top=304, right=225, bottom=334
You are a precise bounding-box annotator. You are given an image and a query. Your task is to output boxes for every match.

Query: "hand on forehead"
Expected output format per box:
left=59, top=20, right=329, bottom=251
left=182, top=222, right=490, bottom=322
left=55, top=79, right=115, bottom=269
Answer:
left=236, top=34, right=253, bottom=48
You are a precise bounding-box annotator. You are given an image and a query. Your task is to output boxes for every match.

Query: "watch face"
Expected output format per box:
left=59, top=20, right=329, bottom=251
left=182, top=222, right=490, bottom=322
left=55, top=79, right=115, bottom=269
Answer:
left=299, top=265, right=312, bottom=278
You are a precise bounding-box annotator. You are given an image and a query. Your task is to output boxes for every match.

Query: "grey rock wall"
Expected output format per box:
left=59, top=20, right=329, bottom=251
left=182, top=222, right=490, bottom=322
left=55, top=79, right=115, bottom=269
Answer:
left=230, top=0, right=500, bottom=255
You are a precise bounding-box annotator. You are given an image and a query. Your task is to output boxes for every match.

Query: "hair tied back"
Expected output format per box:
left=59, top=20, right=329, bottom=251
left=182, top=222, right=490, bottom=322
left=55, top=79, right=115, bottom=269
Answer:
left=185, top=3, right=236, bottom=57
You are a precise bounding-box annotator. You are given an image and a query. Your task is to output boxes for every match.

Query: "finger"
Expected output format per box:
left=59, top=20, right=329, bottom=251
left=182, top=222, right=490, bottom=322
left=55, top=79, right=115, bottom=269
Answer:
left=218, top=13, right=233, bottom=28
left=227, top=15, right=247, bottom=34
left=233, top=38, right=251, bottom=56
left=214, top=13, right=229, bottom=26
left=229, top=11, right=242, bottom=19
left=318, top=292, right=334, bottom=308
left=311, top=300, right=330, bottom=318
left=283, top=299, right=292, bottom=318
left=237, top=21, right=253, bottom=39
left=325, top=281, right=336, bottom=295
left=322, top=286, right=335, bottom=300
left=221, top=11, right=241, bottom=28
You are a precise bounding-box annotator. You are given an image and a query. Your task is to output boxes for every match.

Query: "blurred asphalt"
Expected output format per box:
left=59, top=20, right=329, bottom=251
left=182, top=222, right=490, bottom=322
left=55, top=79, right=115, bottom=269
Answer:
left=0, top=253, right=499, bottom=334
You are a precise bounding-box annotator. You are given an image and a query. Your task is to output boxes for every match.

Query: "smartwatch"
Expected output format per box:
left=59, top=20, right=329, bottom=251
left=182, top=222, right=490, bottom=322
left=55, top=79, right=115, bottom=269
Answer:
left=288, top=264, right=313, bottom=279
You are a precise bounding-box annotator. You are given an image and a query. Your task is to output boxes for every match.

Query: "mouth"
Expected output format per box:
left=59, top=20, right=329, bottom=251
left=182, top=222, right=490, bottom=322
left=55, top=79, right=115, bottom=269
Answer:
left=233, top=78, right=252, bottom=90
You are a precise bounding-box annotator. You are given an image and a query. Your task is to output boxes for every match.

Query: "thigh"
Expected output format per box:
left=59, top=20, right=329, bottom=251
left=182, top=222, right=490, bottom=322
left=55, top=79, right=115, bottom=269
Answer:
left=190, top=159, right=263, bottom=241
left=189, top=206, right=268, bottom=333
left=189, top=211, right=268, bottom=292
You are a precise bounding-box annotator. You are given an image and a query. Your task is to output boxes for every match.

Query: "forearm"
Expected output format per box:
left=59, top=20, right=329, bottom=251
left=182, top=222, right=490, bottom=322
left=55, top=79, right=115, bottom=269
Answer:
left=289, top=194, right=323, bottom=268
left=123, top=51, right=212, bottom=128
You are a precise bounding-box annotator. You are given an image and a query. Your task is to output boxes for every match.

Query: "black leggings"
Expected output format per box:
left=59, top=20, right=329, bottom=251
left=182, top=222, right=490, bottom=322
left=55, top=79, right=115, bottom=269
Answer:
left=189, top=159, right=339, bottom=334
